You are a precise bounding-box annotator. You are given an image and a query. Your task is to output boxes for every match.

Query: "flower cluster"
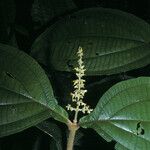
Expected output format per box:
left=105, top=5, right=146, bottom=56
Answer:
left=66, top=47, right=93, bottom=122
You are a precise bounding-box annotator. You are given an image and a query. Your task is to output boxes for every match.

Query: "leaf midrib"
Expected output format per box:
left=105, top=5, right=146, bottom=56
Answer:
left=0, top=85, right=68, bottom=122
left=0, top=107, right=49, bottom=126
left=0, top=109, right=50, bottom=137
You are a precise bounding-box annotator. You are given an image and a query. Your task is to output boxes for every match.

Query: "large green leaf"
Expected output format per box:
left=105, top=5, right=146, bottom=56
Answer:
left=79, top=77, right=150, bottom=150
left=31, top=0, right=76, bottom=26
left=31, top=8, right=150, bottom=75
left=0, top=44, right=68, bottom=137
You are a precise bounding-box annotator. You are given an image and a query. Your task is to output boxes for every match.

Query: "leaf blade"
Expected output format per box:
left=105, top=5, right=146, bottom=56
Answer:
left=0, top=44, right=68, bottom=137
left=80, top=77, right=150, bottom=150
left=31, top=0, right=76, bottom=26
left=31, top=8, right=150, bottom=75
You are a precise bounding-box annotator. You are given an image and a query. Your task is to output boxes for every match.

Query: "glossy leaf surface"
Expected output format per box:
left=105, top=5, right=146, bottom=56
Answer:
left=80, top=77, right=150, bottom=150
left=0, top=44, right=68, bottom=137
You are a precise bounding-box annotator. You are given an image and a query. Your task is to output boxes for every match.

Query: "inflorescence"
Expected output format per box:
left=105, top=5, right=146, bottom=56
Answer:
left=66, top=47, right=93, bottom=123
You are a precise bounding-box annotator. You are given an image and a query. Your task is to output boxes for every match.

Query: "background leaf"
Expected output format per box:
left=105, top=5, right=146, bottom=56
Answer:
left=36, top=120, right=62, bottom=150
left=0, top=0, right=16, bottom=44
left=80, top=77, right=150, bottom=150
left=32, top=136, right=42, bottom=150
left=0, top=44, right=68, bottom=137
left=31, top=7, right=150, bottom=75
left=31, top=0, right=76, bottom=27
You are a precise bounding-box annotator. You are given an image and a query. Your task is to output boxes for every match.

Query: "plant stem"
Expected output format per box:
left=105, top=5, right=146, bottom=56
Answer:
left=67, top=122, right=79, bottom=150
left=73, top=107, right=79, bottom=123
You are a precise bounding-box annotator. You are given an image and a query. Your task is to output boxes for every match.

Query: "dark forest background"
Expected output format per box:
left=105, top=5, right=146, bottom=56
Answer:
left=0, top=0, right=150, bottom=150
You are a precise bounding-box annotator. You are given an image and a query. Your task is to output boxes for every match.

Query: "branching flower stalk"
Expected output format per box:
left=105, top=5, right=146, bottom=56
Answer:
left=66, top=47, right=93, bottom=150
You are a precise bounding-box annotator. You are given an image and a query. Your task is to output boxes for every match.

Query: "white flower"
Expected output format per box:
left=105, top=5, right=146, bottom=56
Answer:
left=66, top=47, right=93, bottom=121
